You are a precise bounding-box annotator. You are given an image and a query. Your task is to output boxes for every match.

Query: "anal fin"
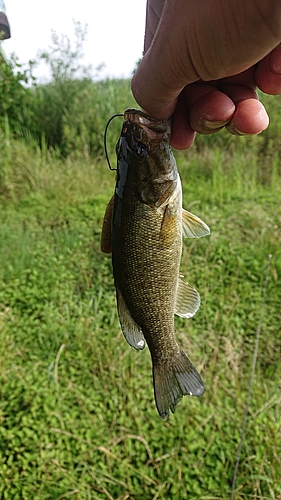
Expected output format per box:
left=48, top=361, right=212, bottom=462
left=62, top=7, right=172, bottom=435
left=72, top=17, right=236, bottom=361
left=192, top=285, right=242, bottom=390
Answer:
left=116, top=288, right=145, bottom=350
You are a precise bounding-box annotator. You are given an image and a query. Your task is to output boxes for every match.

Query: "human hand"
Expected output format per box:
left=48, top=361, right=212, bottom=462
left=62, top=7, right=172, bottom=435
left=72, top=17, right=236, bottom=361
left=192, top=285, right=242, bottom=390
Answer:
left=131, top=0, right=281, bottom=149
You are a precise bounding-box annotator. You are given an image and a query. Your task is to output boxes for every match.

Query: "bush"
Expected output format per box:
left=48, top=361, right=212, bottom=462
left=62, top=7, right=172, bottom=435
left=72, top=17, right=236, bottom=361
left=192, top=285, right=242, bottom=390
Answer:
left=0, top=54, right=35, bottom=139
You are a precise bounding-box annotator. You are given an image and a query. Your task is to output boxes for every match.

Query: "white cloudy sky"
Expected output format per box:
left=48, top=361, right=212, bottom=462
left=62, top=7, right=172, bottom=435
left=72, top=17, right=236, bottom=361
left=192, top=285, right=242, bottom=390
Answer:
left=2, top=0, right=147, bottom=81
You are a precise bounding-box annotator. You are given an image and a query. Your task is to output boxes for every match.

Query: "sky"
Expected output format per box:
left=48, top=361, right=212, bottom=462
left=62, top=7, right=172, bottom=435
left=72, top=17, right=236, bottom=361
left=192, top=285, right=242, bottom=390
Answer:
left=2, top=0, right=147, bottom=81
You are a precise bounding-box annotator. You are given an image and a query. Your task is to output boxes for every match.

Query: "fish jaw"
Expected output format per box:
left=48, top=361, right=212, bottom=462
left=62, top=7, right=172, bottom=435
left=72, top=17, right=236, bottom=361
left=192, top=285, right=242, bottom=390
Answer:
left=124, top=108, right=171, bottom=139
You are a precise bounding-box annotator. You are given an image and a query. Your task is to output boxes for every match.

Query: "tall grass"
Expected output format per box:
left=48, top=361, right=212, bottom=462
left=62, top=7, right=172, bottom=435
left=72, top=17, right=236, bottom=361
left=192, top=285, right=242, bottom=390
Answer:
left=1, top=127, right=281, bottom=499
left=1, top=44, right=281, bottom=497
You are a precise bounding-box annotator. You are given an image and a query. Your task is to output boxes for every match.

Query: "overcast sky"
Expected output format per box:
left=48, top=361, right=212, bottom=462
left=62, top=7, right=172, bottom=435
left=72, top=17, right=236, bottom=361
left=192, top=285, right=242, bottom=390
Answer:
left=2, top=0, right=147, bottom=81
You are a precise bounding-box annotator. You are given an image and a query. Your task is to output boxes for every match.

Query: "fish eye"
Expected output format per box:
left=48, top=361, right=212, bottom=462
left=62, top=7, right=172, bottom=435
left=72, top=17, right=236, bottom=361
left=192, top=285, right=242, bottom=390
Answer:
left=134, top=141, right=147, bottom=159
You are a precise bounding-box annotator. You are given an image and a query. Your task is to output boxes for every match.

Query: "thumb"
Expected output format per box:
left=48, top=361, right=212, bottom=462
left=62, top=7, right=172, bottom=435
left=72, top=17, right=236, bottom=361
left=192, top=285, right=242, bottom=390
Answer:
left=131, top=52, right=181, bottom=119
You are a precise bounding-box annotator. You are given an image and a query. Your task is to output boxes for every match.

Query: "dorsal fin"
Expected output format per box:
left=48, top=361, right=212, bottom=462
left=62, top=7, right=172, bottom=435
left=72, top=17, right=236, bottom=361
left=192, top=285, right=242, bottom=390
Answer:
left=101, top=195, right=114, bottom=254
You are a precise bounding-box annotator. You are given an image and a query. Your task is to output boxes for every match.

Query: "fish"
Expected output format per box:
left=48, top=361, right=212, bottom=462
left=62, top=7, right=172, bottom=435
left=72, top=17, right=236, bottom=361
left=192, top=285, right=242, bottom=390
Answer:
left=101, top=108, right=210, bottom=419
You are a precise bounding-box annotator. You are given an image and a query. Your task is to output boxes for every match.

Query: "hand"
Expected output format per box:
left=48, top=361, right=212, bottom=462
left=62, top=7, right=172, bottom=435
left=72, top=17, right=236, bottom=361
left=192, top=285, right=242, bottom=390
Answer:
left=131, top=0, right=281, bottom=149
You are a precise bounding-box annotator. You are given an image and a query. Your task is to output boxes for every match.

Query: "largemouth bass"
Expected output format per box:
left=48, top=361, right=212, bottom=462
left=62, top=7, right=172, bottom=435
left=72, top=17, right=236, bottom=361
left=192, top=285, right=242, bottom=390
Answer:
left=101, top=109, right=210, bottom=419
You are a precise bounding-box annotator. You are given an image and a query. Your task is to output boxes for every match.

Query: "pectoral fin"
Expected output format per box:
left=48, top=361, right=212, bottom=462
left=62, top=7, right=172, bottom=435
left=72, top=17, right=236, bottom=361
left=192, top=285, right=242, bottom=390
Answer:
left=101, top=195, right=114, bottom=254
left=116, top=288, right=145, bottom=350
left=182, top=209, right=210, bottom=238
left=175, top=276, right=200, bottom=318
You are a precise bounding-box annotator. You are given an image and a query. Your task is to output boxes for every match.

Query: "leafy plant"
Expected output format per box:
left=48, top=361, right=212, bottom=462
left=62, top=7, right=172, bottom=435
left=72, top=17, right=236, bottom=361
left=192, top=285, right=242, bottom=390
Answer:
left=0, top=33, right=281, bottom=499
left=0, top=54, right=35, bottom=138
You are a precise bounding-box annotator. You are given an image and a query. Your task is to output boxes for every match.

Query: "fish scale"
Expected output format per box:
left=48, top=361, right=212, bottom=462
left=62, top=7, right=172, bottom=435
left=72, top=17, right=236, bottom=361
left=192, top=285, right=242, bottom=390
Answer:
left=101, top=108, right=210, bottom=419
left=116, top=236, right=178, bottom=351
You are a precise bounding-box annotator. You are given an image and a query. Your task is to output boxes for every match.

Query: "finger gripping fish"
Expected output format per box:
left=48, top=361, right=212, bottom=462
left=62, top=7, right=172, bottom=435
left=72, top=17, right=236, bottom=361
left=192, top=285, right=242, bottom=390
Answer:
left=101, top=109, right=210, bottom=419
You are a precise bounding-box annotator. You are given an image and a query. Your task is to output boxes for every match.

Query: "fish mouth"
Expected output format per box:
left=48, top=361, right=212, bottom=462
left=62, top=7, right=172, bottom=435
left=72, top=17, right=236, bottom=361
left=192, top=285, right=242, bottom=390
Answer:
left=124, top=108, right=171, bottom=141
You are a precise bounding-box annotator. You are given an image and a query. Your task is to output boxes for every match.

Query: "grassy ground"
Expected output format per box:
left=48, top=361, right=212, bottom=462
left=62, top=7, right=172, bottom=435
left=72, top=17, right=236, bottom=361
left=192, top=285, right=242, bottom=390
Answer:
left=0, top=108, right=281, bottom=499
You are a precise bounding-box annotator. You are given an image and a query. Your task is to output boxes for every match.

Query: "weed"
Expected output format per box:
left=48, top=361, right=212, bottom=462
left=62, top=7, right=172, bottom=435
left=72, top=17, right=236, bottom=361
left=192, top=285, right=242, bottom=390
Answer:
left=0, top=42, right=280, bottom=498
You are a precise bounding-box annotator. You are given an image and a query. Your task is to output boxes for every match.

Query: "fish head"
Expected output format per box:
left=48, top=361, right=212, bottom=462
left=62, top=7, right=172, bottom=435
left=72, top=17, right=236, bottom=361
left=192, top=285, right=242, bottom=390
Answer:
left=115, top=109, right=177, bottom=206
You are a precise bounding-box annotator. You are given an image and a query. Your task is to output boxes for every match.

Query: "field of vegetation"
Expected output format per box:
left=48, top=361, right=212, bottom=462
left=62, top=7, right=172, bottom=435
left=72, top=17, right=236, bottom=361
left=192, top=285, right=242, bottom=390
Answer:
left=0, top=27, right=281, bottom=499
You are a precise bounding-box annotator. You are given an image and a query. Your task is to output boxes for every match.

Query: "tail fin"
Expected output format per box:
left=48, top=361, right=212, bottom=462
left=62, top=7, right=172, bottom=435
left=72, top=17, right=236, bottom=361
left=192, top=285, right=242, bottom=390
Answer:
left=153, top=351, right=204, bottom=420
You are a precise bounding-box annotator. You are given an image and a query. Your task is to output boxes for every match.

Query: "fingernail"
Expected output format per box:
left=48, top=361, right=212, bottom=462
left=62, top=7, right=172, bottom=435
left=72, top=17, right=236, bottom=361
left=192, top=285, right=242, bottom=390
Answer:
left=269, top=44, right=281, bottom=74
left=225, top=123, right=257, bottom=136
left=201, top=118, right=229, bottom=131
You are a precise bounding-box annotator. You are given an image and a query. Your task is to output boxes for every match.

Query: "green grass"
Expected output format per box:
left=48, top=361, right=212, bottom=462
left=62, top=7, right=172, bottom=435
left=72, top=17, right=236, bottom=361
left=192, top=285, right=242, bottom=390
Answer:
left=0, top=130, right=281, bottom=499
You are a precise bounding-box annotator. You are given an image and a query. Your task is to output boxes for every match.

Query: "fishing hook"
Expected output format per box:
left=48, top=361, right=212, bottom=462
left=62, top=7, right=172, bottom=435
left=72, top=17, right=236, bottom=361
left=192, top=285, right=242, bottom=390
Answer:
left=104, top=113, right=124, bottom=171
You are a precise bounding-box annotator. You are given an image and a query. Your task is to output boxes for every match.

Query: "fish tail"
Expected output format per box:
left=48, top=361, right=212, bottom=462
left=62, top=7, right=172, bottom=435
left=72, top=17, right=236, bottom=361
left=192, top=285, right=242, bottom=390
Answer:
left=153, top=351, right=204, bottom=420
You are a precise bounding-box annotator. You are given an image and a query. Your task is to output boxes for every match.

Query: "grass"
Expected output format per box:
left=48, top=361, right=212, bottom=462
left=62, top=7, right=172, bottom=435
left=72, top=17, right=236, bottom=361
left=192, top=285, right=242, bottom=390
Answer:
left=0, top=94, right=281, bottom=499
